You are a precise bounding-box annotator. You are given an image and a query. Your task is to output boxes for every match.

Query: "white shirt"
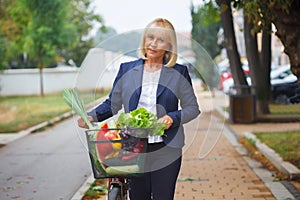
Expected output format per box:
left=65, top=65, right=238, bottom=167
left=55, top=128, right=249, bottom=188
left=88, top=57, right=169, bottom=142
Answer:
left=137, top=69, right=163, bottom=143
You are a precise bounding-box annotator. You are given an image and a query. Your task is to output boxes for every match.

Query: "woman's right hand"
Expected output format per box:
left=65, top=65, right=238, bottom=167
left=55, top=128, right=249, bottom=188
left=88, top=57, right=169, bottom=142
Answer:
left=77, top=116, right=93, bottom=129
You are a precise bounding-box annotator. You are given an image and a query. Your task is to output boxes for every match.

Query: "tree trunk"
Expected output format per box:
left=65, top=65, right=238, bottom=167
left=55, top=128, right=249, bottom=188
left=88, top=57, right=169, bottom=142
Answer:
left=244, top=14, right=271, bottom=115
left=39, top=67, right=44, bottom=97
left=38, top=58, right=44, bottom=97
left=270, top=1, right=300, bottom=85
left=259, top=22, right=272, bottom=114
left=216, top=0, right=248, bottom=94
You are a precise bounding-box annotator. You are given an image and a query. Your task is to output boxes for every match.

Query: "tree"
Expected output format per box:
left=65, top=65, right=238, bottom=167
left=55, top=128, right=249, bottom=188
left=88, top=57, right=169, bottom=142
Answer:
left=241, top=0, right=300, bottom=86
left=214, top=0, right=273, bottom=116
left=216, top=0, right=248, bottom=94
left=63, top=0, right=106, bottom=67
left=0, top=0, right=10, bottom=69
left=217, top=0, right=300, bottom=116
left=191, top=2, right=223, bottom=89
left=234, top=0, right=300, bottom=114
left=0, top=0, right=33, bottom=69
left=19, top=0, right=77, bottom=96
left=243, top=14, right=272, bottom=114
left=271, top=1, right=300, bottom=85
left=191, top=2, right=222, bottom=59
left=1, top=0, right=105, bottom=70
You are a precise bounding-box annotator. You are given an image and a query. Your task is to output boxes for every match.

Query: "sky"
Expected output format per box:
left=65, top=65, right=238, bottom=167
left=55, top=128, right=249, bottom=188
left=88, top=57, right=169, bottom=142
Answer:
left=92, top=0, right=202, bottom=34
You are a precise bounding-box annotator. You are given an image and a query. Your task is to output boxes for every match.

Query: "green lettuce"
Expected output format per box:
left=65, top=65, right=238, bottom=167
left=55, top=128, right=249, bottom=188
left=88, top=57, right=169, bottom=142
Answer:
left=118, top=108, right=166, bottom=136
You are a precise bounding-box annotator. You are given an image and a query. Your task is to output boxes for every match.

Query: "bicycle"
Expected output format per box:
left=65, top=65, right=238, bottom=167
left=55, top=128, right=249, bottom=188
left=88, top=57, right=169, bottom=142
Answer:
left=85, top=127, right=148, bottom=200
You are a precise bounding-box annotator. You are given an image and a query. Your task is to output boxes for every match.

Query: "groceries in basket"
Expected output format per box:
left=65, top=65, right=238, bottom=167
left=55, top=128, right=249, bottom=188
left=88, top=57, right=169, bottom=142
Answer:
left=61, top=88, right=166, bottom=177
left=87, top=108, right=166, bottom=177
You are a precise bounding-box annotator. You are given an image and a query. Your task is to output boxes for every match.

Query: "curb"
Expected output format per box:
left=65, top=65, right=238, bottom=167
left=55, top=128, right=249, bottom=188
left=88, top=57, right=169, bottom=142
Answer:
left=243, top=131, right=300, bottom=180
left=70, top=174, right=99, bottom=200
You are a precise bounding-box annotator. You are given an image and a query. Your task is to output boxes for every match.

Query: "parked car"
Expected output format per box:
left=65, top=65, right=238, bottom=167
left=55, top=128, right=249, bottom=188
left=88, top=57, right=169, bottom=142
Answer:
left=271, top=80, right=299, bottom=104
left=222, top=75, right=251, bottom=94
left=221, top=64, right=300, bottom=104
left=270, top=65, right=299, bottom=104
left=218, top=65, right=249, bottom=91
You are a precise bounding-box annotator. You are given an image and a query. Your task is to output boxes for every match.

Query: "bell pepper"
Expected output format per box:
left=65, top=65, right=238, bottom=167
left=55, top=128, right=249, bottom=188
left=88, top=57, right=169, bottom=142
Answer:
left=105, top=131, right=122, bottom=150
left=96, top=122, right=113, bottom=161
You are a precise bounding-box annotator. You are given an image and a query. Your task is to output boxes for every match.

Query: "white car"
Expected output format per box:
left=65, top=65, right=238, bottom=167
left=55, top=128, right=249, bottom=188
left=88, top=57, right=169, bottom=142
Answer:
left=222, top=76, right=251, bottom=94
left=270, top=65, right=297, bottom=84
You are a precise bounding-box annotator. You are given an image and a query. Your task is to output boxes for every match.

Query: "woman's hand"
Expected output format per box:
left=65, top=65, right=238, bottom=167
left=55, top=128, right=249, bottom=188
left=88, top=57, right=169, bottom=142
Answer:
left=158, top=115, right=173, bottom=130
left=77, top=116, right=93, bottom=129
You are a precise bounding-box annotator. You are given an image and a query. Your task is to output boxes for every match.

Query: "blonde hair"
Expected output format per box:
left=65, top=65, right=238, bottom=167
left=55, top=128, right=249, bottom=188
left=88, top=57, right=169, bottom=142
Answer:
left=137, top=18, right=178, bottom=67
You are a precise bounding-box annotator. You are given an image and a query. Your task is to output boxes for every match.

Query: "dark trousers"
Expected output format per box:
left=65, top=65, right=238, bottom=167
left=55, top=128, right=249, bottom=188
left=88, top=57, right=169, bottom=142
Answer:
left=129, top=142, right=182, bottom=200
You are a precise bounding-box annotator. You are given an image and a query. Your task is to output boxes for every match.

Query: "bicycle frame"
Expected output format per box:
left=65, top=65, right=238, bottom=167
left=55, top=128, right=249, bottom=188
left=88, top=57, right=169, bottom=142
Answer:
left=107, top=177, right=128, bottom=200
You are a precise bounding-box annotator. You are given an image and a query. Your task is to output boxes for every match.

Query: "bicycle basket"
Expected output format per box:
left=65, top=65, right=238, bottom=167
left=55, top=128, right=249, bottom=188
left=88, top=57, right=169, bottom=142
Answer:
left=85, top=127, right=149, bottom=178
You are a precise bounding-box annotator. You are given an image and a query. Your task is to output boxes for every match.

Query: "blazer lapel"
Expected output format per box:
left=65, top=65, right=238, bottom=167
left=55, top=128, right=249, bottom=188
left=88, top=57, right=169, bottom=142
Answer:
left=128, top=59, right=143, bottom=110
left=132, top=62, right=143, bottom=89
left=157, top=66, right=173, bottom=98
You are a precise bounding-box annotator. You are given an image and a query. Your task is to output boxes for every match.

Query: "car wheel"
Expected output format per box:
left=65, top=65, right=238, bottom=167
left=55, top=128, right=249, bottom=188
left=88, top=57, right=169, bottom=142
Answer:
left=275, top=94, right=290, bottom=104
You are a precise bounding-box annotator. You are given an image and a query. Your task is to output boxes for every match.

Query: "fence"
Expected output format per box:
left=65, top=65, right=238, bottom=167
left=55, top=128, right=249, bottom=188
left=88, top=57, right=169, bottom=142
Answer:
left=0, top=49, right=136, bottom=96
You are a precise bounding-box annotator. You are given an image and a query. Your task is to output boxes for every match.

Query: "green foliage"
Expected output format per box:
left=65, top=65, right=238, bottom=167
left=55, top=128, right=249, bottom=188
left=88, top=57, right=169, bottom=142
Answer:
left=84, top=179, right=107, bottom=198
left=191, top=2, right=221, bottom=88
left=65, top=0, right=106, bottom=67
left=191, top=2, right=222, bottom=59
left=20, top=0, right=76, bottom=68
left=232, top=0, right=294, bottom=34
left=0, top=0, right=105, bottom=69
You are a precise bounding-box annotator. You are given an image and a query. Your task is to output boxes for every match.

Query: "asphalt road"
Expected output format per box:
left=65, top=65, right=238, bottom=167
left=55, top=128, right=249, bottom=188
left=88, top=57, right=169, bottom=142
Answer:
left=0, top=118, right=92, bottom=200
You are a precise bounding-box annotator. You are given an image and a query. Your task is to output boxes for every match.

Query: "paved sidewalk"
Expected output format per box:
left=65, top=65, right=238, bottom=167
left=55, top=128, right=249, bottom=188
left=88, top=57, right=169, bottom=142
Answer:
left=176, top=112, right=277, bottom=200
left=173, top=88, right=295, bottom=200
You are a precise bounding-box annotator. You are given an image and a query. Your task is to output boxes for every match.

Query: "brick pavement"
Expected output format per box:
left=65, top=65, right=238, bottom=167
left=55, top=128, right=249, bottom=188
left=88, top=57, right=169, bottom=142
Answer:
left=174, top=112, right=275, bottom=200
left=173, top=85, right=296, bottom=200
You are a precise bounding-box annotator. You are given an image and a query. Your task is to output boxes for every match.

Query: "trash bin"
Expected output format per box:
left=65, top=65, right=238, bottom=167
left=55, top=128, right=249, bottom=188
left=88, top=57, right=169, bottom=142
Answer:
left=229, top=85, right=256, bottom=124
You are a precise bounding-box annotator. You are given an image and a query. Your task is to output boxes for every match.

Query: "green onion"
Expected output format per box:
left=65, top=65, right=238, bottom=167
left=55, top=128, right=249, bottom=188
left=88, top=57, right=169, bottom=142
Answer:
left=62, top=88, right=94, bottom=129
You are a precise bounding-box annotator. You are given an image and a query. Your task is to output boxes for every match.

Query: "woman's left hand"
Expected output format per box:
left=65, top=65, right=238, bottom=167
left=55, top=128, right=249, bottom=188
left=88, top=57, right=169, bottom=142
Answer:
left=158, top=115, right=173, bottom=129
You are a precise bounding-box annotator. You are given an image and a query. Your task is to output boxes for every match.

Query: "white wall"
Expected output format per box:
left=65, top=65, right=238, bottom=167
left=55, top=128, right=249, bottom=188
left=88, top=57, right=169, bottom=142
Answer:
left=0, top=49, right=136, bottom=96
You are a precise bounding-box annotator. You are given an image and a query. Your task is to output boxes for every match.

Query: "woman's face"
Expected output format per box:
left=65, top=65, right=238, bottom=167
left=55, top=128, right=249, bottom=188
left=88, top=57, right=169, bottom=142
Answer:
left=144, top=25, right=171, bottom=62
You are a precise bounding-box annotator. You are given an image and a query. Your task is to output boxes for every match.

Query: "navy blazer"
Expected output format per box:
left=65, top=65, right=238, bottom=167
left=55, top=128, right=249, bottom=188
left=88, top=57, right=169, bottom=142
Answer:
left=89, top=58, right=200, bottom=148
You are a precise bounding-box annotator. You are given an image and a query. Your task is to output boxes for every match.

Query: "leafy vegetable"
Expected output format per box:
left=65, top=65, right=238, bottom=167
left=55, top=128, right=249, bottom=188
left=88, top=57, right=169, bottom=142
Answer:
left=118, top=108, right=166, bottom=136
left=105, top=164, right=140, bottom=175
left=62, top=88, right=93, bottom=129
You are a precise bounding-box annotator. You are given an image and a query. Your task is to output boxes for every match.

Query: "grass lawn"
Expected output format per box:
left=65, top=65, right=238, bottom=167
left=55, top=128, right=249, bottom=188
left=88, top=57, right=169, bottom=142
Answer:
left=269, top=103, right=300, bottom=115
left=223, top=103, right=300, bottom=117
left=0, top=90, right=108, bottom=133
left=254, top=131, right=300, bottom=169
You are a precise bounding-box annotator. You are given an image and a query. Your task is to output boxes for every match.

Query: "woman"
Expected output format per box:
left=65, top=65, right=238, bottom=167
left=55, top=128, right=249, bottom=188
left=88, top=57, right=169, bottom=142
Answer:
left=78, top=18, right=200, bottom=199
